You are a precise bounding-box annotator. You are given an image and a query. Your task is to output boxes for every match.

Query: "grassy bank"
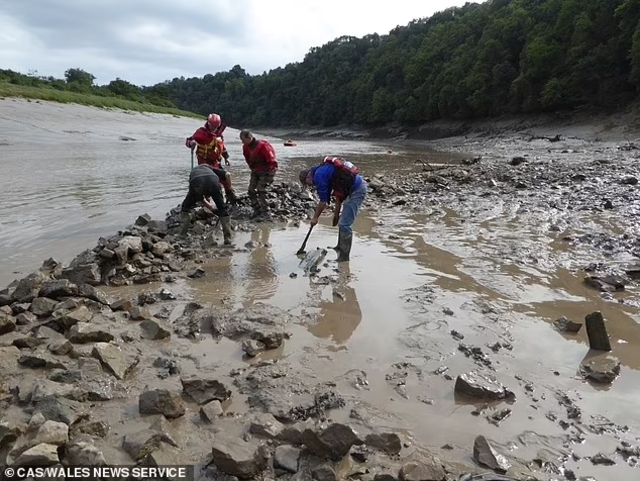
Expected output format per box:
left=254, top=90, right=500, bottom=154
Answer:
left=0, top=82, right=202, bottom=118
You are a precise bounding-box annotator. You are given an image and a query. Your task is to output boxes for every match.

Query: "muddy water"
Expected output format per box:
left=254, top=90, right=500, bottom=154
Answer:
left=3, top=100, right=640, bottom=479
left=0, top=98, right=452, bottom=287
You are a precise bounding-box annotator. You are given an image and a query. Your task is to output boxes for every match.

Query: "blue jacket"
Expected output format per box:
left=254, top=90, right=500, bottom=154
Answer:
left=311, top=163, right=364, bottom=203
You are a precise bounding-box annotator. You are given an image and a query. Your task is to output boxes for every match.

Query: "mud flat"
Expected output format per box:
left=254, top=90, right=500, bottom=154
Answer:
left=1, top=104, right=640, bottom=480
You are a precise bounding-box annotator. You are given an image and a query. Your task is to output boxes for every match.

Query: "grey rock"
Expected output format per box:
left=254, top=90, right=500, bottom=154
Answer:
left=181, top=375, right=231, bottom=404
left=55, top=305, right=93, bottom=329
left=122, top=429, right=178, bottom=461
left=67, top=323, right=114, bottom=343
left=12, top=272, right=48, bottom=303
left=91, top=343, right=135, bottom=380
left=129, top=306, right=152, bottom=321
left=312, top=464, right=337, bottom=481
left=77, top=284, right=110, bottom=305
left=59, top=262, right=101, bottom=287
left=12, top=443, right=59, bottom=466
left=69, top=420, right=110, bottom=439
left=554, top=316, right=583, bottom=333
left=38, top=280, right=78, bottom=300
left=211, top=431, right=268, bottom=479
left=140, top=320, right=171, bottom=340
left=454, top=372, right=515, bottom=400
left=249, top=413, right=284, bottom=439
left=33, top=396, right=88, bottom=425
left=31, top=379, right=87, bottom=403
left=581, top=356, right=621, bottom=384
left=19, top=352, right=68, bottom=370
left=399, top=459, right=445, bottom=481
left=15, top=311, right=37, bottom=325
left=301, top=423, right=362, bottom=461
left=48, top=339, right=74, bottom=356
left=242, top=339, right=266, bottom=357
left=48, top=369, right=82, bottom=384
left=66, top=440, right=107, bottom=466
left=110, top=299, right=132, bottom=312
left=365, top=432, right=402, bottom=456
left=139, top=389, right=185, bottom=419
left=200, top=400, right=224, bottom=422
left=210, top=303, right=290, bottom=349
left=274, top=445, right=301, bottom=473
left=277, top=421, right=315, bottom=446
left=473, top=435, right=511, bottom=473
left=29, top=297, right=59, bottom=317
left=0, top=312, right=16, bottom=335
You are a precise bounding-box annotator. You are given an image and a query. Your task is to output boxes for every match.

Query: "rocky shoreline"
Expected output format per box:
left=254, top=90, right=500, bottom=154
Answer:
left=2, top=126, right=640, bottom=481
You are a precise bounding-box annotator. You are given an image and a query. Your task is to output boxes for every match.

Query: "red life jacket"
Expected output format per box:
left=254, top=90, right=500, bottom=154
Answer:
left=323, top=156, right=358, bottom=200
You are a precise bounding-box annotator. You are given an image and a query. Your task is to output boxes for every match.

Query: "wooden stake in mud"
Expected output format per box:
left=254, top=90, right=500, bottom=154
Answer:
left=585, top=311, right=612, bottom=351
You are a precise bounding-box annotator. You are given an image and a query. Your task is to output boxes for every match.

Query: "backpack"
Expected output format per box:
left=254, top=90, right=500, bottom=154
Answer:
left=323, top=156, right=358, bottom=200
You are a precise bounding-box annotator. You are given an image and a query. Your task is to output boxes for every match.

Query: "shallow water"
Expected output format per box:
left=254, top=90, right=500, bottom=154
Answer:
left=2, top=99, right=640, bottom=480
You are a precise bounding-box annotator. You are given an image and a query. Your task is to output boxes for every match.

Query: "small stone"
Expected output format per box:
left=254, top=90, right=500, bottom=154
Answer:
left=91, top=343, right=135, bottom=380
left=274, top=445, right=300, bottom=473
left=12, top=443, right=59, bottom=466
left=454, top=371, right=515, bottom=400
left=581, top=356, right=621, bottom=384
left=187, top=267, right=206, bottom=278
left=15, top=311, right=37, bottom=325
left=365, top=432, right=402, bottom=456
left=129, top=306, right=152, bottom=321
left=473, top=435, right=511, bottom=473
left=110, top=299, right=133, bottom=312
left=67, top=323, right=114, bottom=344
left=181, top=376, right=231, bottom=404
left=48, top=339, right=74, bottom=356
left=210, top=432, right=268, bottom=478
left=249, top=413, right=284, bottom=439
left=242, top=339, right=266, bottom=357
left=200, top=400, right=224, bottom=422
left=399, top=459, right=445, bottom=481
left=139, top=389, right=185, bottom=419
left=554, top=316, right=583, bottom=333
left=29, top=297, right=59, bottom=317
left=140, top=320, right=171, bottom=340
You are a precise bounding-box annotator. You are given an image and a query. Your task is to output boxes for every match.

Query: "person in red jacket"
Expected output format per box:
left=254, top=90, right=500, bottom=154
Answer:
left=186, top=113, right=237, bottom=204
left=240, top=129, right=278, bottom=218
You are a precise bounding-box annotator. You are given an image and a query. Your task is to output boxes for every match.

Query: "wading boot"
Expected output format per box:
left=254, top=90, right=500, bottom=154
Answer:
left=336, top=231, right=352, bottom=262
left=328, top=231, right=341, bottom=251
left=225, top=189, right=238, bottom=206
left=220, top=216, right=233, bottom=246
left=179, top=212, right=192, bottom=237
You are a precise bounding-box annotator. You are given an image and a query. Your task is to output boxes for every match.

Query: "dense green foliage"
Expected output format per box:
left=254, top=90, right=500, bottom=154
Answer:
left=5, top=0, right=640, bottom=128
left=159, top=0, right=640, bottom=127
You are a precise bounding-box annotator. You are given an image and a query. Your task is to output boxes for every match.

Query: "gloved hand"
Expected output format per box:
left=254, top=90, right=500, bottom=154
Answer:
left=185, top=138, right=195, bottom=149
left=225, top=158, right=230, bottom=166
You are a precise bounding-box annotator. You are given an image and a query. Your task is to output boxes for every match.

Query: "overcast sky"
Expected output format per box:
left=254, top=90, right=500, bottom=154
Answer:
left=0, top=0, right=472, bottom=87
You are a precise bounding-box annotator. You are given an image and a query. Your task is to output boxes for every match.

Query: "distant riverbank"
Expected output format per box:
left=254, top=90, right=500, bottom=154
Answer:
left=0, top=82, right=201, bottom=118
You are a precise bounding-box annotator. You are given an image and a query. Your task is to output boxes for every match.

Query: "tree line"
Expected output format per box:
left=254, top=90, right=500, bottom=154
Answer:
left=162, top=0, right=640, bottom=127
left=5, top=0, right=640, bottom=128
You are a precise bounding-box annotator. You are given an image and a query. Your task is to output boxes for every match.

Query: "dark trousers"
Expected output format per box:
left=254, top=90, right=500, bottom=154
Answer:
left=181, top=175, right=228, bottom=217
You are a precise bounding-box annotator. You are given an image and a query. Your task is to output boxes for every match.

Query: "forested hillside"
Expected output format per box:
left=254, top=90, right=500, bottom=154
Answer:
left=160, top=0, right=640, bottom=127
left=5, top=0, right=640, bottom=128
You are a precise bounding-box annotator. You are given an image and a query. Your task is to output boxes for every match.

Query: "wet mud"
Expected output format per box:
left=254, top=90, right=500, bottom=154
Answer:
left=1, top=100, right=640, bottom=480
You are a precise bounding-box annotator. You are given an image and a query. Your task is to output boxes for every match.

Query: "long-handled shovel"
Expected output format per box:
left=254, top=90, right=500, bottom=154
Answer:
left=296, top=225, right=314, bottom=256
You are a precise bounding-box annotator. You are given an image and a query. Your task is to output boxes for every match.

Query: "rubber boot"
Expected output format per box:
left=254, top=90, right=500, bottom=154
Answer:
left=220, top=216, right=233, bottom=245
left=226, top=189, right=238, bottom=206
left=328, top=231, right=341, bottom=251
left=336, top=231, right=352, bottom=262
left=179, top=212, right=192, bottom=237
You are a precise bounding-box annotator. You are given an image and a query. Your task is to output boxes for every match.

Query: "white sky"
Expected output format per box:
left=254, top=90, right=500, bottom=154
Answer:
left=0, top=0, right=473, bottom=86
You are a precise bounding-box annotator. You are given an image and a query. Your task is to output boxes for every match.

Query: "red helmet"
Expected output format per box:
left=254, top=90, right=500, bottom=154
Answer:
left=207, top=113, right=221, bottom=129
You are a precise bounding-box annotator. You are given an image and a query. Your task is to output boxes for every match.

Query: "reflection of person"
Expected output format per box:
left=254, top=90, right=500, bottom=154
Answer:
left=299, top=156, right=367, bottom=262
left=307, top=265, right=362, bottom=344
left=242, top=227, right=279, bottom=306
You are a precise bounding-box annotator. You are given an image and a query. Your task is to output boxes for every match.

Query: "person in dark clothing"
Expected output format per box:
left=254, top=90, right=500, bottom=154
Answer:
left=180, top=164, right=233, bottom=245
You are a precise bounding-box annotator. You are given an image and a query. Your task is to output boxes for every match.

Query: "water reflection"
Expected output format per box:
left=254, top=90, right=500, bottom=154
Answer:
left=243, top=227, right=279, bottom=306
left=307, top=264, right=363, bottom=344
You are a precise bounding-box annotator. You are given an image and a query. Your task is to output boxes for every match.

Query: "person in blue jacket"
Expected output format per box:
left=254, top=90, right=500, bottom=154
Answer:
left=299, top=156, right=367, bottom=262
